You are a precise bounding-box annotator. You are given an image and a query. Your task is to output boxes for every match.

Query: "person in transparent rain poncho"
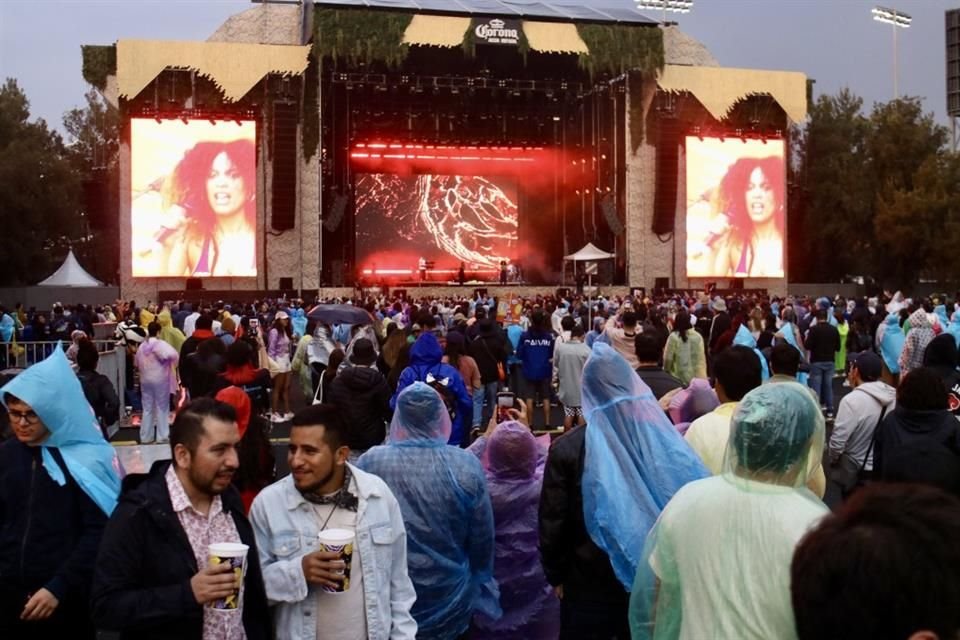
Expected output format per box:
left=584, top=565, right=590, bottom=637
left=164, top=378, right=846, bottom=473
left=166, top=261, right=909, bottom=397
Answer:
left=468, top=420, right=559, bottom=639
left=539, top=343, right=708, bottom=639
left=630, top=382, right=829, bottom=640
left=357, top=382, right=500, bottom=640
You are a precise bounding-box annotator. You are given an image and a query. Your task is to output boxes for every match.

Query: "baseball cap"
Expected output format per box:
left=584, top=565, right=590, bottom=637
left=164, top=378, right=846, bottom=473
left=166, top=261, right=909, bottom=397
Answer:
left=851, top=351, right=882, bottom=382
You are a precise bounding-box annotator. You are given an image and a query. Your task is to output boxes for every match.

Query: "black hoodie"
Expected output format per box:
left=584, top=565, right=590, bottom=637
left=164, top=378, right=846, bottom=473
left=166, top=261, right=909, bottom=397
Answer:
left=875, top=406, right=960, bottom=496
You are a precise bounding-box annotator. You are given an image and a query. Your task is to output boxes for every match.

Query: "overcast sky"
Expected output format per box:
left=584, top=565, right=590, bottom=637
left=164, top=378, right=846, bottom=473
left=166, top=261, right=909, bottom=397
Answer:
left=0, top=0, right=956, bottom=133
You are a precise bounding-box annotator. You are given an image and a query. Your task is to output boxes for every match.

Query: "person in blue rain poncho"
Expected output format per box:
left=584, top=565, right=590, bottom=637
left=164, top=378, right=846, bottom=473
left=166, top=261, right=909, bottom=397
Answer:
left=630, top=382, right=829, bottom=640
left=358, top=382, right=500, bottom=640
left=733, top=324, right=770, bottom=381
left=539, top=343, right=708, bottom=639
left=0, top=347, right=121, bottom=637
left=948, top=309, right=960, bottom=349
left=391, top=332, right=473, bottom=446
left=289, top=306, right=308, bottom=339
left=876, top=311, right=906, bottom=378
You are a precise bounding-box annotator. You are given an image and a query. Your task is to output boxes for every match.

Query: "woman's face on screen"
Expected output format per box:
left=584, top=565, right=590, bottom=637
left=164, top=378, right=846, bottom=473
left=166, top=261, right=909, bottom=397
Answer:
left=745, top=166, right=776, bottom=225
left=206, top=151, right=247, bottom=216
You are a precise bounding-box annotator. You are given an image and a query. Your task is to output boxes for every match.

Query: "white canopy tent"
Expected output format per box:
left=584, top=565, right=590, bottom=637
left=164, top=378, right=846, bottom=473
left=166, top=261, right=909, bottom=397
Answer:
left=563, top=242, right=615, bottom=262
left=38, top=249, right=103, bottom=287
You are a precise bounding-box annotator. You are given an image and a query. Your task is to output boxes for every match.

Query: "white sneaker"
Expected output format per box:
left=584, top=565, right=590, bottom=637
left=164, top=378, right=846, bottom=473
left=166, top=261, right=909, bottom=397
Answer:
left=283, top=411, right=294, bottom=420
left=270, top=412, right=284, bottom=423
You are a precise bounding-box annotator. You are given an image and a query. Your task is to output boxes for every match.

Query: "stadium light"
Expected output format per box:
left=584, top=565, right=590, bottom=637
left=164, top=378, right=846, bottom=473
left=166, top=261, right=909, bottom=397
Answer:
left=872, top=6, right=911, bottom=99
left=636, top=0, right=694, bottom=24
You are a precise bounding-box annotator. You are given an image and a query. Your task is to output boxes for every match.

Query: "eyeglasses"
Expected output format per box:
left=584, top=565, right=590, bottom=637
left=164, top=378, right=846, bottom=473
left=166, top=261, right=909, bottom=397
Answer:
left=8, top=410, right=40, bottom=425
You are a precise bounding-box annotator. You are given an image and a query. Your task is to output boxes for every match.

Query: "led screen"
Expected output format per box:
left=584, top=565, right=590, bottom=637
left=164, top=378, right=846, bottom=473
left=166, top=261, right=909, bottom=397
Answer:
left=685, top=136, right=786, bottom=278
left=131, top=119, right=257, bottom=277
left=355, top=173, right=518, bottom=275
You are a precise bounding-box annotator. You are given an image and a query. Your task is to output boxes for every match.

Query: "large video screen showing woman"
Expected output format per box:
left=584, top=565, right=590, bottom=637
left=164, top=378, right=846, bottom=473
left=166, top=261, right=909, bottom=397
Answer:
left=131, top=119, right=257, bottom=277
left=685, top=136, right=786, bottom=278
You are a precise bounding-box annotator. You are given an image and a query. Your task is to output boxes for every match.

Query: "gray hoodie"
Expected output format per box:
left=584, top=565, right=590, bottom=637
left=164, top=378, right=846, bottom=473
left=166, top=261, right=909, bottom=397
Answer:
left=830, top=380, right=897, bottom=471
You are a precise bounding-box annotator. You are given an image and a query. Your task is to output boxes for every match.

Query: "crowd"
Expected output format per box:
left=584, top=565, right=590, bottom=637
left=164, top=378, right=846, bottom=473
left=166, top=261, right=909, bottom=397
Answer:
left=1, top=287, right=960, bottom=639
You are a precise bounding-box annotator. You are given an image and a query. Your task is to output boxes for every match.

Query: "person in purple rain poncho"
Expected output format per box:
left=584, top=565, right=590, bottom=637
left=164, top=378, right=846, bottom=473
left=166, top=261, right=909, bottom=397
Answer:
left=468, top=418, right=560, bottom=639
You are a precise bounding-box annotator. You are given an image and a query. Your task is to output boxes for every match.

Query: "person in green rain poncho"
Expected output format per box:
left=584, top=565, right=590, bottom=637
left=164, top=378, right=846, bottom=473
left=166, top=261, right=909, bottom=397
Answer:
left=630, top=382, right=829, bottom=640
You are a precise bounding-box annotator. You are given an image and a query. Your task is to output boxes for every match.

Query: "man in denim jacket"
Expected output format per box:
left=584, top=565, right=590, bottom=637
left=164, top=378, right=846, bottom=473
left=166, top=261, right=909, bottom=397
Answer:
left=250, top=404, right=416, bottom=640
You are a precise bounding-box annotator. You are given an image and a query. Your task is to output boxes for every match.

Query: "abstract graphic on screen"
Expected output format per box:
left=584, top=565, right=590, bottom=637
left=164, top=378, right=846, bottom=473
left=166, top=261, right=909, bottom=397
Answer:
left=685, top=137, right=786, bottom=279
left=130, top=119, right=257, bottom=278
left=355, top=174, right=518, bottom=272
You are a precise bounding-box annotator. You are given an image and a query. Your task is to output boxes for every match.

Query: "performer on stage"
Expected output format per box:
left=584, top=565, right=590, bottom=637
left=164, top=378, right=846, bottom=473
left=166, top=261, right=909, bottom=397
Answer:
left=457, top=262, right=466, bottom=286
left=418, top=257, right=427, bottom=282
left=499, top=260, right=508, bottom=285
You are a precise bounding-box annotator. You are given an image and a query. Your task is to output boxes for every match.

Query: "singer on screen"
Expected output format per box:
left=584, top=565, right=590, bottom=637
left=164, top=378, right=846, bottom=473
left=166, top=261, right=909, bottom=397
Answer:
left=149, top=139, right=256, bottom=277
left=688, top=156, right=785, bottom=278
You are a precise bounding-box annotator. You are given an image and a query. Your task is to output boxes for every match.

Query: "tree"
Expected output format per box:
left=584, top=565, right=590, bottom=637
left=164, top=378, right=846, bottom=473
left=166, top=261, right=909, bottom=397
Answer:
left=793, top=91, right=952, bottom=286
left=62, top=88, right=120, bottom=285
left=791, top=89, right=872, bottom=281
left=0, top=78, right=81, bottom=285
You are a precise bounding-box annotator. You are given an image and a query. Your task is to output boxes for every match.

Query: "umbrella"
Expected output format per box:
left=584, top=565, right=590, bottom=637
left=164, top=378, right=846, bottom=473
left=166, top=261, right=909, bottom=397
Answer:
left=306, top=304, right=374, bottom=326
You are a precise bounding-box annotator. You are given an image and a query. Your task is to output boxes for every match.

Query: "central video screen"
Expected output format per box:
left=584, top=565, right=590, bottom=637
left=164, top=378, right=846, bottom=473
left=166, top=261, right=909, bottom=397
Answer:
left=355, top=173, right=519, bottom=275
left=130, top=118, right=257, bottom=278
left=685, top=136, right=786, bottom=278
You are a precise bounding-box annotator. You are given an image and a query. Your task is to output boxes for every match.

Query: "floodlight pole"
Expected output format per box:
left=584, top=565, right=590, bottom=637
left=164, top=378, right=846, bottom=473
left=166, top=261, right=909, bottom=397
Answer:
left=893, top=20, right=898, bottom=99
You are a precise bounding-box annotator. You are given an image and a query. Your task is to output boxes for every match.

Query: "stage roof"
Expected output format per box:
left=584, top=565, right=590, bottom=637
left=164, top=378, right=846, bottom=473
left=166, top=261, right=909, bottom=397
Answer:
left=313, top=0, right=658, bottom=25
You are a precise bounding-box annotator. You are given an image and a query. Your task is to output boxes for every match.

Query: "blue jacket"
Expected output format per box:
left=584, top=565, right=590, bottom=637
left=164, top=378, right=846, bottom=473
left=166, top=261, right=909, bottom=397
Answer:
left=517, top=329, right=555, bottom=381
left=392, top=333, right=473, bottom=445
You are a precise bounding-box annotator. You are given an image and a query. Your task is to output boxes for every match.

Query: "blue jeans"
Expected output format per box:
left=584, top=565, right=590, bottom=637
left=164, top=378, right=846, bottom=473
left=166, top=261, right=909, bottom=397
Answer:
left=472, top=381, right=500, bottom=427
left=808, top=361, right=834, bottom=412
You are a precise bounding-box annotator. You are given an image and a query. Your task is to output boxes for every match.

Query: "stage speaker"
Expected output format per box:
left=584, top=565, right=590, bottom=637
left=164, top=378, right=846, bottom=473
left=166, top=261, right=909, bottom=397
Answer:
left=731, top=278, right=744, bottom=290
left=652, top=120, right=681, bottom=235
left=185, top=278, right=203, bottom=291
left=600, top=193, right=623, bottom=235
left=279, top=277, right=293, bottom=290
left=947, top=9, right=960, bottom=117
left=654, top=277, right=669, bottom=292
left=82, top=173, right=111, bottom=230
left=324, top=193, right=349, bottom=232
left=271, top=102, right=298, bottom=231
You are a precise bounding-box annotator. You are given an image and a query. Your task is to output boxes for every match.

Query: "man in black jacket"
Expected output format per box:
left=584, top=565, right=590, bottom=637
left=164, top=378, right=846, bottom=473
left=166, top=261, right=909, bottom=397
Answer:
left=469, top=319, right=508, bottom=426
left=91, top=398, right=270, bottom=640
left=327, top=338, right=392, bottom=457
left=0, top=381, right=114, bottom=639
left=805, top=308, right=841, bottom=415
left=539, top=423, right=630, bottom=639
left=634, top=333, right=684, bottom=400
left=75, top=339, right=120, bottom=438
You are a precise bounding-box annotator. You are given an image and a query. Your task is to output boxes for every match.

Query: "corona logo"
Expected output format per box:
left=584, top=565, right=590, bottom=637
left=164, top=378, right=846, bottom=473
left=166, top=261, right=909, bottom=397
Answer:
left=475, top=18, right=519, bottom=41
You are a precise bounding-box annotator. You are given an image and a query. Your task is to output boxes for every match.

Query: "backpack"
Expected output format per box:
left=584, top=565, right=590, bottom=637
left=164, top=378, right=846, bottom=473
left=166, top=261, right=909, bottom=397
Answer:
left=413, top=365, right=458, bottom=423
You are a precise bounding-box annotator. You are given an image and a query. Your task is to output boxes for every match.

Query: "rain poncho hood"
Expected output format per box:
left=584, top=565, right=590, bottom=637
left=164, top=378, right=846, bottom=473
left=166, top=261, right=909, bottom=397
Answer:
left=581, top=343, right=709, bottom=589
left=215, top=385, right=251, bottom=438
left=473, top=422, right=558, bottom=639
left=1, top=347, right=121, bottom=515
left=290, top=307, right=308, bottom=339
left=667, top=378, right=720, bottom=435
left=631, top=382, right=827, bottom=640
left=358, top=382, right=501, bottom=639
left=900, top=308, right=935, bottom=375
left=935, top=304, right=950, bottom=331
left=733, top=324, right=770, bottom=380
left=0, top=313, right=14, bottom=342
left=341, top=324, right=380, bottom=370
left=157, top=308, right=186, bottom=352
left=408, top=331, right=443, bottom=367
left=877, top=312, right=905, bottom=375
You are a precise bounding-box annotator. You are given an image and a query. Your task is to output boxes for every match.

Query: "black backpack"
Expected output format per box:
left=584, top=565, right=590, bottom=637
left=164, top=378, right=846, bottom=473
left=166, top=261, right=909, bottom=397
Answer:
left=413, top=365, right=458, bottom=423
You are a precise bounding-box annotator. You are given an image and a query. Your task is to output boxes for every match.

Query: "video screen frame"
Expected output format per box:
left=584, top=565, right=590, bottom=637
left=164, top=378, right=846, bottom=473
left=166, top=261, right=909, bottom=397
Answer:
left=684, top=136, right=786, bottom=279
left=130, top=118, right=258, bottom=278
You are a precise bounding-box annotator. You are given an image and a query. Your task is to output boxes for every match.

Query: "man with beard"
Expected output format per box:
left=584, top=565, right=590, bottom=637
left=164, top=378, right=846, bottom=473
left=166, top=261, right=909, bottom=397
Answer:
left=91, top=398, right=270, bottom=640
left=250, top=404, right=416, bottom=640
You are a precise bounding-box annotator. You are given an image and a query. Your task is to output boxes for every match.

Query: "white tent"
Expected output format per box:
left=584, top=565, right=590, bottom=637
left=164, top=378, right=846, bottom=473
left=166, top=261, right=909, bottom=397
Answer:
left=563, top=242, right=615, bottom=262
left=38, top=249, right=103, bottom=287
